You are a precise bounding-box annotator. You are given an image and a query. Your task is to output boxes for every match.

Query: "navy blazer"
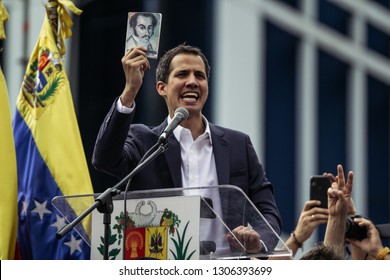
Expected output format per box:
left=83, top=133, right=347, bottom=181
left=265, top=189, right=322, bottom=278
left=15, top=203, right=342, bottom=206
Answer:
left=92, top=101, right=282, bottom=250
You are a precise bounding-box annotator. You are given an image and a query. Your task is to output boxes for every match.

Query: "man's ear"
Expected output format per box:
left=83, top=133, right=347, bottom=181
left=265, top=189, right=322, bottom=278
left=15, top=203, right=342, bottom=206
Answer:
left=156, top=81, right=166, bottom=97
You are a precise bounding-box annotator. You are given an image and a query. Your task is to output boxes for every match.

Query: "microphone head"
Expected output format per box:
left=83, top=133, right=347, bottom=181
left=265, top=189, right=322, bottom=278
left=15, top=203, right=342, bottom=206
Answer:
left=175, top=107, right=189, bottom=120
left=158, top=107, right=189, bottom=144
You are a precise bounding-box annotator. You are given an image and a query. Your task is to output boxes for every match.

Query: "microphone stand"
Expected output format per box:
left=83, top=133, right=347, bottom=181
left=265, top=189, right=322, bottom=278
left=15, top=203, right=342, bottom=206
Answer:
left=121, top=141, right=162, bottom=259
left=56, top=141, right=168, bottom=260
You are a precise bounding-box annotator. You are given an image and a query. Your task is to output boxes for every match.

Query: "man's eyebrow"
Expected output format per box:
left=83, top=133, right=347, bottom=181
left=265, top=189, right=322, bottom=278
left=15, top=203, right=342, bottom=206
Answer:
left=174, top=69, right=206, bottom=76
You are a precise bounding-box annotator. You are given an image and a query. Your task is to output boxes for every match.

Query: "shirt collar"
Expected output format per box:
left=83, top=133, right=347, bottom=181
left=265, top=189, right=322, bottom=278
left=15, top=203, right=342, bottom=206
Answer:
left=167, top=114, right=212, bottom=144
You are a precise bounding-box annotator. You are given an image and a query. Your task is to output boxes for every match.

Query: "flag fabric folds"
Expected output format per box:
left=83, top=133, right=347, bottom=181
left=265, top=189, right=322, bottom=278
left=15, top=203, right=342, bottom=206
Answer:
left=0, top=67, right=18, bottom=261
left=13, top=1, right=94, bottom=259
left=0, top=0, right=8, bottom=40
left=0, top=1, right=18, bottom=259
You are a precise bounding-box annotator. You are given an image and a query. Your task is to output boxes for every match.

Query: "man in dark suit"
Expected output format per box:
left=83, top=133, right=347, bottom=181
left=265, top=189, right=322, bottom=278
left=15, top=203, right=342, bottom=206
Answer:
left=92, top=44, right=282, bottom=255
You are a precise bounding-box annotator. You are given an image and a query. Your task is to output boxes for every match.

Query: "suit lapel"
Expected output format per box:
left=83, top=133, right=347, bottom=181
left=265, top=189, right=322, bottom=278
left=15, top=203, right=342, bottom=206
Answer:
left=210, top=125, right=231, bottom=220
left=154, top=121, right=182, bottom=187
left=210, top=125, right=230, bottom=185
left=164, top=137, right=182, bottom=187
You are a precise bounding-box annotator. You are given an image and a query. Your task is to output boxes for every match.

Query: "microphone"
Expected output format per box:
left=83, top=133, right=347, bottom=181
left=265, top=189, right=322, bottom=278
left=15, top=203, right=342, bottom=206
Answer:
left=158, top=107, right=189, bottom=143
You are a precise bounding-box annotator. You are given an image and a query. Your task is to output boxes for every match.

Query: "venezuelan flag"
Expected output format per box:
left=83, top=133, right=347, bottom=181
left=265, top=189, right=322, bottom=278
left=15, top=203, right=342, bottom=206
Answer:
left=12, top=1, right=94, bottom=259
left=0, top=1, right=18, bottom=259
left=0, top=68, right=18, bottom=260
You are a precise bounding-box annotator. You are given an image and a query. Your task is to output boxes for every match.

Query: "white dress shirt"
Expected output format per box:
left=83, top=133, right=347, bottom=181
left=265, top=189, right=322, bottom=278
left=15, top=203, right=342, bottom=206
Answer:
left=170, top=115, right=230, bottom=254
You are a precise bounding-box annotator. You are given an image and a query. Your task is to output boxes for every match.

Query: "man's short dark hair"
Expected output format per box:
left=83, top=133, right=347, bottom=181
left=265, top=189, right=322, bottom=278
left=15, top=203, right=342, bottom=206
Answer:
left=300, top=245, right=344, bottom=260
left=156, top=43, right=211, bottom=84
left=129, top=12, right=157, bottom=31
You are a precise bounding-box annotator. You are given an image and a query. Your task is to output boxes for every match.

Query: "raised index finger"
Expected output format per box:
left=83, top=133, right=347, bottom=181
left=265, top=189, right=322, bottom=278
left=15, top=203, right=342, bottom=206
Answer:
left=337, top=164, right=345, bottom=190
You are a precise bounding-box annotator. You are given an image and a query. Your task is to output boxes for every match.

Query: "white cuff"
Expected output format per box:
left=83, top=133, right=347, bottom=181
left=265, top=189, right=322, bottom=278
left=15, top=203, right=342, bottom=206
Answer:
left=116, top=98, right=134, bottom=114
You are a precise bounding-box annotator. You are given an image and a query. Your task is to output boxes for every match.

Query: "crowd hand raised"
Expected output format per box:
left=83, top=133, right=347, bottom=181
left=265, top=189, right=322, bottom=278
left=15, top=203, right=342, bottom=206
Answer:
left=328, top=182, right=349, bottom=218
left=226, top=225, right=262, bottom=254
left=348, top=217, right=383, bottom=259
left=324, top=182, right=349, bottom=255
left=293, top=200, right=329, bottom=243
left=120, top=47, right=150, bottom=107
left=324, top=164, right=356, bottom=215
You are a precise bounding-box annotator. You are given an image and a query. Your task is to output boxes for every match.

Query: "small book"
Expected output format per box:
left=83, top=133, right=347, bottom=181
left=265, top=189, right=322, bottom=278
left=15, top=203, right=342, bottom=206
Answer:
left=125, top=12, right=162, bottom=59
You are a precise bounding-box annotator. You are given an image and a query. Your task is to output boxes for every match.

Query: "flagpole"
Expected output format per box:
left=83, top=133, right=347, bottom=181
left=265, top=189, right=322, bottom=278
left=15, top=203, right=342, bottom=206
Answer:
left=20, top=0, right=29, bottom=71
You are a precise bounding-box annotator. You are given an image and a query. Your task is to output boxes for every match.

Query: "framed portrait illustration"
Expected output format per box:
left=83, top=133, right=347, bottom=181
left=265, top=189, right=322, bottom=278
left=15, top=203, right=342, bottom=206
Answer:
left=125, top=12, right=162, bottom=59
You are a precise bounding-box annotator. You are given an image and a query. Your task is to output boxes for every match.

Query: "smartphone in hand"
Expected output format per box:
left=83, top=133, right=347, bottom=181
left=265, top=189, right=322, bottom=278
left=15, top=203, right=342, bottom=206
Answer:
left=310, top=175, right=331, bottom=208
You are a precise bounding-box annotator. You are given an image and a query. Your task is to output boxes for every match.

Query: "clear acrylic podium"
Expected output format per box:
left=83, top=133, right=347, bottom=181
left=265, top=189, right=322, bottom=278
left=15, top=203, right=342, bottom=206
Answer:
left=52, top=185, right=291, bottom=260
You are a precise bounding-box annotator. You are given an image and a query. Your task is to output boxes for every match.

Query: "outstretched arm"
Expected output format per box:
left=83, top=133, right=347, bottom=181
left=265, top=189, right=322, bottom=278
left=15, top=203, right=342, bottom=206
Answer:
left=120, top=47, right=150, bottom=107
left=323, top=165, right=349, bottom=258
left=285, top=200, right=329, bottom=257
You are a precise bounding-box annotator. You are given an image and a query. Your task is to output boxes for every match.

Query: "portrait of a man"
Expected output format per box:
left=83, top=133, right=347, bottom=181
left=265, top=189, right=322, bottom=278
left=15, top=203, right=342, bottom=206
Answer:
left=125, top=12, right=162, bottom=59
